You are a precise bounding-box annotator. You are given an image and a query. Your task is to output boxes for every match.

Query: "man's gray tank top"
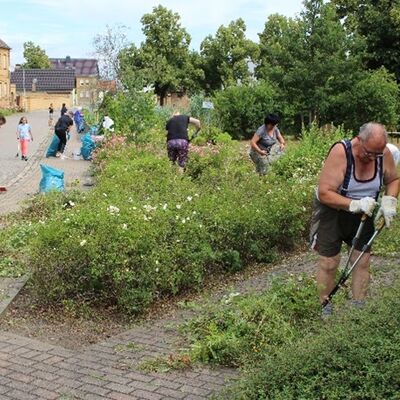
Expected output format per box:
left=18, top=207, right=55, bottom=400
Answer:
left=337, top=140, right=383, bottom=200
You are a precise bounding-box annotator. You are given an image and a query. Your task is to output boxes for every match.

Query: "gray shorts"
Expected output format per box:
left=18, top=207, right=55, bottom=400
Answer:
left=249, top=144, right=283, bottom=175
left=310, top=198, right=375, bottom=257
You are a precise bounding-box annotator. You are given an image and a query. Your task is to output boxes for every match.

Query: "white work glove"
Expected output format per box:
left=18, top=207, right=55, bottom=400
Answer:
left=375, top=195, right=398, bottom=227
left=349, top=197, right=377, bottom=216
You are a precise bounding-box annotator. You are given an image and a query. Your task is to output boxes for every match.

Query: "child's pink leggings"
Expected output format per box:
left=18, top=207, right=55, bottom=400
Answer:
left=20, top=139, right=29, bottom=157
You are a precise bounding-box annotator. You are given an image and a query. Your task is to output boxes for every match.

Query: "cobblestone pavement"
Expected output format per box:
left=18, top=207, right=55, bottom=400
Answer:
left=0, top=311, right=237, bottom=400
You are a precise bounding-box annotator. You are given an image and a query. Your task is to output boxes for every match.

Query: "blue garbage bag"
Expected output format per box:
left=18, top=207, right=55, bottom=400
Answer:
left=39, top=164, right=64, bottom=193
left=80, top=133, right=96, bottom=160
left=46, top=134, right=60, bottom=157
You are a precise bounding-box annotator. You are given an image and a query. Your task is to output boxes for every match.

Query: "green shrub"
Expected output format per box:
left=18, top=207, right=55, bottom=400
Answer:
left=227, top=278, right=400, bottom=399
left=27, top=126, right=340, bottom=314
left=181, top=275, right=319, bottom=367
left=332, top=67, right=400, bottom=132
left=99, top=90, right=157, bottom=142
left=212, top=81, right=278, bottom=139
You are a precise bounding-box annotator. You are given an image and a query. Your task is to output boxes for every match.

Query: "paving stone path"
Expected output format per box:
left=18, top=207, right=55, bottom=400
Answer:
left=0, top=315, right=237, bottom=400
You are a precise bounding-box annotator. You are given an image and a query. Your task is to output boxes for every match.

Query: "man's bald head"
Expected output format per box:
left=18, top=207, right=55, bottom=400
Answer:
left=359, top=122, right=388, bottom=146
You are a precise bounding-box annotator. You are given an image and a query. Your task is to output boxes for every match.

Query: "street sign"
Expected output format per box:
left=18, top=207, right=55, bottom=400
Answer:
left=202, top=101, right=214, bottom=109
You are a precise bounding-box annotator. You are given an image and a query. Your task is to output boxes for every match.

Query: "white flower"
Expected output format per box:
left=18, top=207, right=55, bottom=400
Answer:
left=155, top=260, right=159, bottom=265
left=192, top=211, right=197, bottom=215
left=128, top=197, right=133, bottom=203
left=103, top=193, right=108, bottom=197
left=143, top=204, right=157, bottom=212
left=155, top=267, right=159, bottom=272
left=68, top=200, right=75, bottom=207
left=80, top=239, right=87, bottom=246
left=194, top=193, right=199, bottom=197
left=162, top=203, right=168, bottom=210
left=181, top=219, right=186, bottom=224
left=176, top=204, right=182, bottom=209
left=122, top=223, right=128, bottom=230
left=108, top=205, right=120, bottom=214
left=186, top=196, right=193, bottom=202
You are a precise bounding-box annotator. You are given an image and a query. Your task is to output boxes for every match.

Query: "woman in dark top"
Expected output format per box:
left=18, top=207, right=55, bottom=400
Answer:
left=166, top=111, right=201, bottom=170
left=60, top=103, right=67, bottom=116
left=55, top=110, right=74, bottom=155
left=48, top=103, right=54, bottom=126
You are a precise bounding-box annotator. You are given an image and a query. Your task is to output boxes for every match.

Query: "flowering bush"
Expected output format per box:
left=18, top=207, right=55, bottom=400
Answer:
left=29, top=127, right=343, bottom=314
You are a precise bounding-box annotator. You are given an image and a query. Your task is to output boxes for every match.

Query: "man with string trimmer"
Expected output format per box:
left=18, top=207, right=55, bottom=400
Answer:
left=310, top=122, right=399, bottom=317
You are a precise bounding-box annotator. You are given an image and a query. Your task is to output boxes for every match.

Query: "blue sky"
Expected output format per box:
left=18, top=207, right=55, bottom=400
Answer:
left=0, top=0, right=304, bottom=68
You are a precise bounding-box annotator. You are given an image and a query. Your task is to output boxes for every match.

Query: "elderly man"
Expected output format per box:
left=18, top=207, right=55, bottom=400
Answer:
left=312, top=122, right=399, bottom=316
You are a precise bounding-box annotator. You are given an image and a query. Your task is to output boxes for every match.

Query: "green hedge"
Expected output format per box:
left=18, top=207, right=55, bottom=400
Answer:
left=29, top=127, right=343, bottom=314
left=227, top=278, right=400, bottom=400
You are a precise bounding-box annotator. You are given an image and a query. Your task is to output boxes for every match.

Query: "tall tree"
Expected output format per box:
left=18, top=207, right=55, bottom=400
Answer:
left=257, top=0, right=357, bottom=127
left=333, top=0, right=400, bottom=81
left=22, top=41, right=51, bottom=69
left=120, top=6, right=202, bottom=105
left=92, top=24, right=129, bottom=81
left=200, top=18, right=259, bottom=92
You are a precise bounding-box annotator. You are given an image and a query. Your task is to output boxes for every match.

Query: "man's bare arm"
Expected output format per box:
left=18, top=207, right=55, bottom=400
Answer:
left=318, top=143, right=351, bottom=210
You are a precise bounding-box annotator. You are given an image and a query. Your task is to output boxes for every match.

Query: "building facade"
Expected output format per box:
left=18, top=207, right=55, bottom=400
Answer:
left=50, top=57, right=100, bottom=109
left=0, top=39, right=15, bottom=109
left=11, top=68, right=75, bottom=112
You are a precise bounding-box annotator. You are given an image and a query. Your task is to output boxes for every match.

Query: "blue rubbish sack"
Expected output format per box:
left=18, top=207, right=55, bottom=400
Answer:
left=39, top=164, right=64, bottom=193
left=80, top=133, right=96, bottom=160
left=46, top=134, right=60, bottom=157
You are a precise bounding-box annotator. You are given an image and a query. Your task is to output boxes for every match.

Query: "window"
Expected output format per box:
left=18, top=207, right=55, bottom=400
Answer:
left=80, top=92, right=84, bottom=98
left=80, top=80, right=84, bottom=86
left=85, top=79, right=89, bottom=85
left=85, top=91, right=90, bottom=98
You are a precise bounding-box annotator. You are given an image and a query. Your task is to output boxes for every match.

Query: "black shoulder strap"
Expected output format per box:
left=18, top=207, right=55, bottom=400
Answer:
left=340, top=139, right=352, bottom=196
left=376, top=155, right=384, bottom=199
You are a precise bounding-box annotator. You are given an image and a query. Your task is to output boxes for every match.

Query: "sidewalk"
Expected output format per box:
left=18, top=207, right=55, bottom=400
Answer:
left=0, top=112, right=92, bottom=216
left=0, top=311, right=237, bottom=400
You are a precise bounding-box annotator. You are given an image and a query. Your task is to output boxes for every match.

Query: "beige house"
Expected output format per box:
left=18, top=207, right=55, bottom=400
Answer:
left=50, top=57, right=100, bottom=109
left=11, top=68, right=75, bottom=112
left=0, top=39, right=16, bottom=108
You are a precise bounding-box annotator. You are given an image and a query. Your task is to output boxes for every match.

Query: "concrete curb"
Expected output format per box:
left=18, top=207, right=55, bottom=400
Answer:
left=0, top=275, right=29, bottom=317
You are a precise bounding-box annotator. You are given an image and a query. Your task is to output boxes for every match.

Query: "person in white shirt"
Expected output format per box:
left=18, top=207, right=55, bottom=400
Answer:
left=386, top=143, right=400, bottom=166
